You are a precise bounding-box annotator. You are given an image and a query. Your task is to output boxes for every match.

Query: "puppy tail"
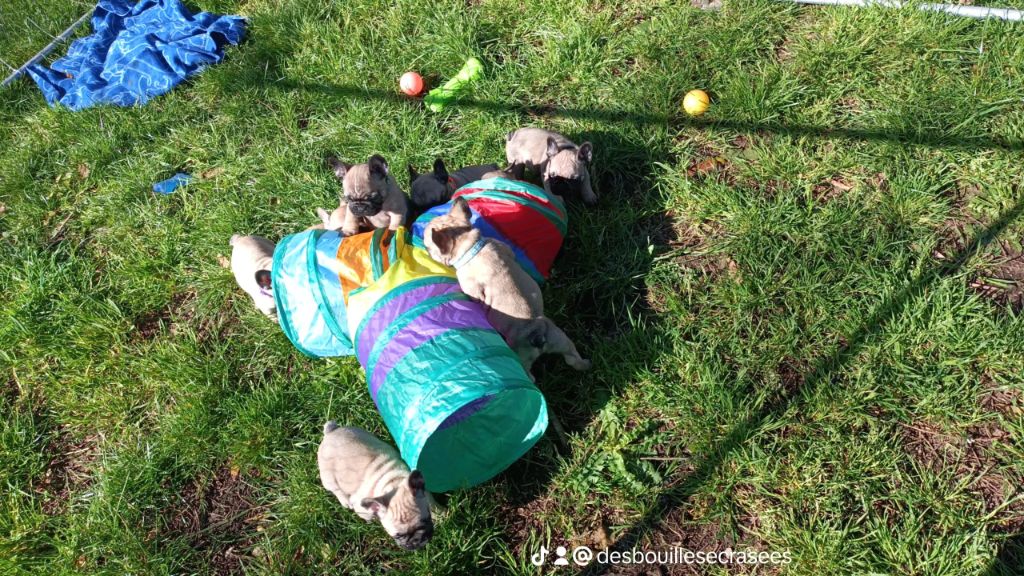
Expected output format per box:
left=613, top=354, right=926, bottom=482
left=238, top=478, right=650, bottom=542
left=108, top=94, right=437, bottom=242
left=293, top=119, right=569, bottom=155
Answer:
left=316, top=207, right=331, bottom=226
left=229, top=234, right=240, bottom=246
left=324, top=420, right=340, bottom=434
left=505, top=130, right=516, bottom=142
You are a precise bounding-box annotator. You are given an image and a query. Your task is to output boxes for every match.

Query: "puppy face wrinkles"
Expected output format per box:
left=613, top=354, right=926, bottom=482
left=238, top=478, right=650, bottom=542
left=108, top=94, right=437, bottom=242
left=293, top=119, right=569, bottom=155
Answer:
left=343, top=163, right=388, bottom=217
left=376, top=473, right=434, bottom=550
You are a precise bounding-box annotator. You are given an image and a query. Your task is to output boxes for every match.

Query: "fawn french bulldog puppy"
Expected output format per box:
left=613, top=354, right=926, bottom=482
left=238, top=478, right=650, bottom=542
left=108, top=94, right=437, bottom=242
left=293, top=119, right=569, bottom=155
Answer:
left=408, top=159, right=499, bottom=209
left=422, top=198, right=591, bottom=375
left=325, top=154, right=408, bottom=236
left=318, top=422, right=434, bottom=550
left=505, top=128, right=596, bottom=205
left=229, top=234, right=276, bottom=319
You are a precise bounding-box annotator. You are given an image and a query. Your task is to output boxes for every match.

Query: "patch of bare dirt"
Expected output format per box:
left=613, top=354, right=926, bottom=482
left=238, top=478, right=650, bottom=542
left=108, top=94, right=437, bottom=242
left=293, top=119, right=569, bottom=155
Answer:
left=775, top=36, right=796, bottom=64
left=668, top=219, right=737, bottom=279
left=867, top=172, right=889, bottom=191
left=629, top=507, right=774, bottom=575
left=775, top=358, right=806, bottom=395
left=134, top=308, right=171, bottom=340
left=161, top=466, right=266, bottom=575
left=34, top=428, right=99, bottom=516
left=934, top=193, right=1024, bottom=310
left=836, top=96, right=862, bottom=115
left=134, top=291, right=217, bottom=342
left=979, top=378, right=1024, bottom=419
left=646, top=214, right=737, bottom=313
left=503, top=495, right=558, bottom=556
left=901, top=420, right=1023, bottom=533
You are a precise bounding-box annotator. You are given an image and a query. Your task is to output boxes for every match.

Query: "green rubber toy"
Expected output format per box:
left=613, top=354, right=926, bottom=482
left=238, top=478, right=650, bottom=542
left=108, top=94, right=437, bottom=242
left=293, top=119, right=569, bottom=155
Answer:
left=424, top=57, right=483, bottom=113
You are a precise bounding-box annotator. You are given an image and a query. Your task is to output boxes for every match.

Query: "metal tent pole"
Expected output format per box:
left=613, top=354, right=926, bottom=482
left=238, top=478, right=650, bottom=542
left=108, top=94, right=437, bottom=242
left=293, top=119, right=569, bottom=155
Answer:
left=1, top=9, right=93, bottom=88
left=789, top=0, right=1024, bottom=22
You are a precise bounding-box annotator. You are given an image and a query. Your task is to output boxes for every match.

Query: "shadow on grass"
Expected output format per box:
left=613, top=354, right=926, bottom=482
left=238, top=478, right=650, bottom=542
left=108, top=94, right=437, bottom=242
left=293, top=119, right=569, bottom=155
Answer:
left=581, top=191, right=1024, bottom=574
left=239, top=75, right=1024, bottom=568
left=984, top=533, right=1024, bottom=576
left=263, top=80, right=1024, bottom=153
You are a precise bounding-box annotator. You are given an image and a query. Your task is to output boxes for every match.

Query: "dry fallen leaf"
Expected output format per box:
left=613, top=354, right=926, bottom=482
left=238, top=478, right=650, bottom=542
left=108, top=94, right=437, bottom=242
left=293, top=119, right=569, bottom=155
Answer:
left=217, top=254, right=231, bottom=268
left=829, top=178, right=853, bottom=192
left=201, top=167, right=225, bottom=179
left=77, top=163, right=90, bottom=179
left=687, top=156, right=726, bottom=178
left=0, top=204, right=6, bottom=215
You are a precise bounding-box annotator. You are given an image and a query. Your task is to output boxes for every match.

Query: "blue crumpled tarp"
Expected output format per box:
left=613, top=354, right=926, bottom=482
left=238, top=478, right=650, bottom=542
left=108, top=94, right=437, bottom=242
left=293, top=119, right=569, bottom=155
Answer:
left=26, top=0, right=245, bottom=111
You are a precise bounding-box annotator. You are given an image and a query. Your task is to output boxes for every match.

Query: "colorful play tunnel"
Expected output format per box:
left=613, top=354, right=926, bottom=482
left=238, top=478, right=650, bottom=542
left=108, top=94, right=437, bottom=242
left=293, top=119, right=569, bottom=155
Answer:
left=271, top=224, right=548, bottom=492
left=411, top=176, right=567, bottom=284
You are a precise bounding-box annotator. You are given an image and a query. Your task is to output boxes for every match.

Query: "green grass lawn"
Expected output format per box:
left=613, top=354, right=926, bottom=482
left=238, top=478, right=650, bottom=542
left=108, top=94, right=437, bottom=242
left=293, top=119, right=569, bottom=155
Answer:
left=2, top=0, right=1024, bottom=574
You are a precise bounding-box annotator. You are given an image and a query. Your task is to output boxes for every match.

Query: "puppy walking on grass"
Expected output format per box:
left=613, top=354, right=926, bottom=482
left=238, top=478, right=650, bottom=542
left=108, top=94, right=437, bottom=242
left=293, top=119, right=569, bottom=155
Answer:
left=505, top=127, right=597, bottom=205
left=318, top=422, right=434, bottom=550
left=423, top=197, right=591, bottom=376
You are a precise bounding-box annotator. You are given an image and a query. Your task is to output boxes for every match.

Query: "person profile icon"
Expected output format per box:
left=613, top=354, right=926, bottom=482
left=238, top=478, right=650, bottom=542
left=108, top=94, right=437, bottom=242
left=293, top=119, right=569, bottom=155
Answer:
left=554, top=546, right=569, bottom=566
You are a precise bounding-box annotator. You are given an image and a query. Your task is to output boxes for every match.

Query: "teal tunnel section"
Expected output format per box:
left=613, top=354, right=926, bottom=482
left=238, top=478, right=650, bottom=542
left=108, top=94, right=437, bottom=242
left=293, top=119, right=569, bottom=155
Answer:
left=272, top=228, right=549, bottom=492
left=271, top=229, right=354, bottom=357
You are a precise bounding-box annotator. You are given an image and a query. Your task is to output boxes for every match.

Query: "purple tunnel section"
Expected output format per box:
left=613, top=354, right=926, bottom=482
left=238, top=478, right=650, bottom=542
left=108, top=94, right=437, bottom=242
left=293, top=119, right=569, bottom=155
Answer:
left=366, top=298, right=495, bottom=399
left=355, top=281, right=460, bottom=362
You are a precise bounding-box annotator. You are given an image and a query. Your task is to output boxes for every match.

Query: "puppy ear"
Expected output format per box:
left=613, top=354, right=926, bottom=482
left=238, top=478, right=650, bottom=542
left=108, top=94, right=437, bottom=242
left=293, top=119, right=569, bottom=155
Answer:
left=546, top=137, right=560, bottom=159
left=449, top=197, right=471, bottom=222
left=368, top=154, right=389, bottom=178
left=432, top=159, right=449, bottom=181
left=361, top=497, right=387, bottom=517
left=255, top=270, right=272, bottom=290
left=429, top=227, right=453, bottom=256
left=327, top=155, right=350, bottom=181
left=577, top=142, right=593, bottom=163
left=408, top=470, right=426, bottom=493
left=408, top=164, right=419, bottom=183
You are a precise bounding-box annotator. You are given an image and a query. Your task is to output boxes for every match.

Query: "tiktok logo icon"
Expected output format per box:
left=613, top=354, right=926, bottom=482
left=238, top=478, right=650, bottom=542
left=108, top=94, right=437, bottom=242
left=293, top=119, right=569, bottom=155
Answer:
left=531, top=545, right=571, bottom=567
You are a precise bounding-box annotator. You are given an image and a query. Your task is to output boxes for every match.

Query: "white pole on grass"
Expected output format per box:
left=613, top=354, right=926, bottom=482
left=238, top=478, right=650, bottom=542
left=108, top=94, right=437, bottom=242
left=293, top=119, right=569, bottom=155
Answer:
left=789, top=0, right=1024, bottom=21
left=1, top=9, right=93, bottom=88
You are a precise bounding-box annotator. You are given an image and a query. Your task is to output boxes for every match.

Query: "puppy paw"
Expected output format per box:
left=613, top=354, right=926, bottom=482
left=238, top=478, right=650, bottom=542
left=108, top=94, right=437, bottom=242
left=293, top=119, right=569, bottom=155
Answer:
left=571, top=358, right=592, bottom=371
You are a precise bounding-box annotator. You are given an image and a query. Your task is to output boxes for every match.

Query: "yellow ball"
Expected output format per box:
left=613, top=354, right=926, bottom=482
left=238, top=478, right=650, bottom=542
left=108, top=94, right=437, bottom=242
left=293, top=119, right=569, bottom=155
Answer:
left=683, top=89, right=710, bottom=116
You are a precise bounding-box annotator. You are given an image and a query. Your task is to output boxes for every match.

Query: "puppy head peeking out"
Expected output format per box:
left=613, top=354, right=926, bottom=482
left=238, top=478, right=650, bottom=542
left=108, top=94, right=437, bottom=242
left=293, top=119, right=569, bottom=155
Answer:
left=408, top=158, right=450, bottom=209
left=544, top=137, right=593, bottom=201
left=363, top=470, right=434, bottom=550
left=423, top=198, right=480, bottom=268
left=330, top=154, right=392, bottom=218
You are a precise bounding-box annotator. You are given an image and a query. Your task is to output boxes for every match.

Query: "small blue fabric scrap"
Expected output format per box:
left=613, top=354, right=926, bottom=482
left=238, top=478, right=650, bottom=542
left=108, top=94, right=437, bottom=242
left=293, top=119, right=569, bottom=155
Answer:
left=26, top=0, right=245, bottom=111
left=153, top=172, right=192, bottom=194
